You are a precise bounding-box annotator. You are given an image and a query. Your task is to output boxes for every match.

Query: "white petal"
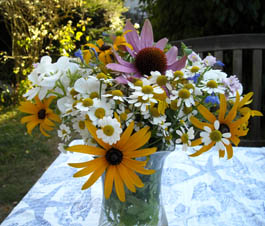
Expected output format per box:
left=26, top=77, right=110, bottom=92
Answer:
left=203, top=126, right=212, bottom=133
left=223, top=132, right=231, bottom=138
left=214, top=120, right=220, bottom=130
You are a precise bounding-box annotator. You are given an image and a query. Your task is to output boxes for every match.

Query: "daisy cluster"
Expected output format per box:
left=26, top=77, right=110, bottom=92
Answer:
left=20, top=19, right=261, bottom=160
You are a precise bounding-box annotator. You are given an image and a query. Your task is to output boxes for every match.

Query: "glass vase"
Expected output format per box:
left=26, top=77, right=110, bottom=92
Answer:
left=98, top=148, right=172, bottom=226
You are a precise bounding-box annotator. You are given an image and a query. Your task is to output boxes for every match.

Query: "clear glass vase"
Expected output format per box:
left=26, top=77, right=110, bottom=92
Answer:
left=98, top=149, right=171, bottom=226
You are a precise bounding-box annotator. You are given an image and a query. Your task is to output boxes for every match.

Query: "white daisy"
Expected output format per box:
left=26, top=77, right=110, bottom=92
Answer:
left=88, top=99, right=113, bottom=125
left=201, top=79, right=226, bottom=94
left=96, top=117, right=122, bottom=145
left=171, top=88, right=195, bottom=108
left=57, top=124, right=71, bottom=141
left=203, top=69, right=227, bottom=82
left=75, top=97, right=94, bottom=112
left=176, top=126, right=195, bottom=151
left=200, top=120, right=231, bottom=151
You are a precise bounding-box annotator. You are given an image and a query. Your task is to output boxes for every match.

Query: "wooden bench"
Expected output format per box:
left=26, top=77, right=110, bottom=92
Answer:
left=172, top=34, right=265, bottom=147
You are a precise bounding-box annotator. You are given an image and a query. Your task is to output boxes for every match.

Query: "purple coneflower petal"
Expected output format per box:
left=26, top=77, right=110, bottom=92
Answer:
left=125, top=20, right=140, bottom=53
left=113, top=51, right=133, bottom=68
left=167, top=56, right=187, bottom=71
left=115, top=75, right=129, bottom=84
left=155, top=38, right=168, bottom=50
left=140, top=19, right=154, bottom=49
left=107, top=63, right=137, bottom=73
left=166, top=46, right=178, bottom=65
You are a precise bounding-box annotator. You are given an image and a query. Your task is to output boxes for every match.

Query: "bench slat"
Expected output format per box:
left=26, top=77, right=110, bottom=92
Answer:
left=233, top=50, right=243, bottom=82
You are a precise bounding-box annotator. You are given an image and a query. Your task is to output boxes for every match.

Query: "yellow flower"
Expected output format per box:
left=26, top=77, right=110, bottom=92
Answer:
left=237, top=92, right=263, bottom=117
left=190, top=93, right=250, bottom=159
left=19, top=96, right=61, bottom=136
left=113, top=30, right=133, bottom=51
left=67, top=121, right=156, bottom=202
left=83, top=39, right=113, bottom=65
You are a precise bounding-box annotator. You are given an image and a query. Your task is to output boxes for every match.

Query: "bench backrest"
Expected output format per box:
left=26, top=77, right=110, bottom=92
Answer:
left=172, top=34, right=265, bottom=146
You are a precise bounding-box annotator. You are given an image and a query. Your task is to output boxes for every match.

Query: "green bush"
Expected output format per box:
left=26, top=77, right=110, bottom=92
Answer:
left=139, top=0, right=265, bottom=40
left=0, top=0, right=127, bottom=106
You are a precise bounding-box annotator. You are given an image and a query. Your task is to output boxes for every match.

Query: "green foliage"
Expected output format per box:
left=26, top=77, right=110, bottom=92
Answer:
left=0, top=0, right=127, bottom=106
left=139, top=0, right=265, bottom=40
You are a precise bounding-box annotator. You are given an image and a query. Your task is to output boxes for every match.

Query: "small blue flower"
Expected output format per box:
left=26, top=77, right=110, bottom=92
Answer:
left=215, top=61, right=225, bottom=67
left=74, top=49, right=84, bottom=63
left=205, top=94, right=220, bottom=105
left=188, top=73, right=200, bottom=83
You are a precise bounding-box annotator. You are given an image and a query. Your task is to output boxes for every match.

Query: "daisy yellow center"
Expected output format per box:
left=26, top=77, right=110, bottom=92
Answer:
left=38, top=109, right=46, bottom=119
left=210, top=130, right=222, bottom=142
left=112, top=90, right=123, bottom=97
left=105, top=148, right=123, bottom=165
left=90, top=92, right=99, bottom=99
left=170, top=99, right=178, bottom=110
left=190, top=66, right=200, bottom=73
left=83, top=98, right=93, bottom=107
left=174, top=70, right=184, bottom=78
left=178, top=88, right=191, bottom=99
left=156, top=75, right=167, bottom=86
left=184, top=83, right=194, bottom=90
left=78, top=121, right=85, bottom=130
left=96, top=72, right=108, bottom=80
left=103, top=125, right=114, bottom=136
left=95, top=108, right=105, bottom=119
left=207, top=80, right=218, bottom=88
left=142, top=85, right=153, bottom=94
left=134, top=80, right=143, bottom=87
left=135, top=47, right=167, bottom=76
left=181, top=133, right=189, bottom=144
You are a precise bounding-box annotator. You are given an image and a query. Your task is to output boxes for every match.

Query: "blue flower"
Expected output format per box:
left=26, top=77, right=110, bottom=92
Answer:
left=205, top=94, right=220, bottom=105
left=215, top=60, right=225, bottom=67
left=188, top=73, right=200, bottom=83
left=74, top=49, right=84, bottom=63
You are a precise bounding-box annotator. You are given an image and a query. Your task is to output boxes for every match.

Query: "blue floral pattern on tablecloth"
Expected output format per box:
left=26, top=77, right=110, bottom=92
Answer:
left=1, top=146, right=265, bottom=226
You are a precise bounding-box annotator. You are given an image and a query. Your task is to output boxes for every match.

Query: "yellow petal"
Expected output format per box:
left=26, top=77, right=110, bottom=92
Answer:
left=104, top=166, right=115, bottom=199
left=122, top=126, right=150, bottom=151
left=26, top=120, right=40, bottom=135
left=19, top=101, right=38, bottom=114
left=122, top=158, right=155, bottom=175
left=189, top=142, right=215, bottom=157
left=21, top=115, right=37, bottom=124
left=238, top=92, right=253, bottom=108
left=73, top=157, right=106, bottom=177
left=190, top=116, right=213, bottom=130
left=81, top=160, right=108, bottom=190
left=121, top=164, right=144, bottom=188
left=68, top=160, right=94, bottom=168
left=117, top=164, right=136, bottom=193
left=48, top=112, right=61, bottom=122
left=197, top=104, right=216, bottom=123
left=66, top=145, right=106, bottom=155
left=116, top=121, right=134, bottom=149
left=39, top=124, right=50, bottom=137
left=230, top=113, right=250, bottom=130
left=43, top=96, right=56, bottom=108
left=124, top=147, right=157, bottom=158
left=218, top=94, right=227, bottom=121
left=114, top=166, right=125, bottom=202
left=191, top=138, right=202, bottom=146
left=85, top=121, right=111, bottom=150
left=230, top=134, right=240, bottom=146
left=219, top=150, right=225, bottom=158
left=226, top=143, right=233, bottom=159
left=225, top=92, right=240, bottom=123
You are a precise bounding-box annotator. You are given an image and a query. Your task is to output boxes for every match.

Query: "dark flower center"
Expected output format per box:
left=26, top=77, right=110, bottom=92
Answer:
left=135, top=47, right=167, bottom=76
left=219, top=123, right=230, bottom=134
left=38, top=109, right=46, bottom=119
left=100, top=44, right=111, bottom=51
left=105, top=148, right=123, bottom=165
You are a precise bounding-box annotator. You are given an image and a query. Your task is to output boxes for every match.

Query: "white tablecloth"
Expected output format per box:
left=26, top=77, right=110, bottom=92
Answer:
left=2, top=145, right=265, bottom=226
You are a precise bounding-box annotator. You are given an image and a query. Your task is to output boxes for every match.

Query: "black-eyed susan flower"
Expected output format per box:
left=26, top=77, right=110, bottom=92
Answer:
left=67, top=121, right=157, bottom=202
left=190, top=93, right=250, bottom=159
left=19, top=96, right=61, bottom=136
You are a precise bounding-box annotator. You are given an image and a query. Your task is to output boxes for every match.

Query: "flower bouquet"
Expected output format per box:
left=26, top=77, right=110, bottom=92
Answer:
left=19, top=19, right=262, bottom=225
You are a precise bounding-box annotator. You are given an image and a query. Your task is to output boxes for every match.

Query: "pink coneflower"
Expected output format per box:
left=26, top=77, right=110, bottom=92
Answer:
left=106, top=19, right=186, bottom=80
